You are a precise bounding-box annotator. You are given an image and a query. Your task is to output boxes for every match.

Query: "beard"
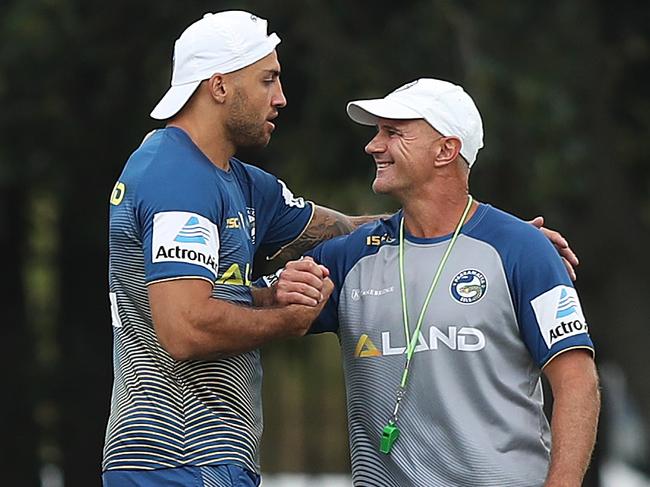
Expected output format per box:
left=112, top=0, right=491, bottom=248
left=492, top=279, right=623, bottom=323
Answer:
left=225, top=90, right=270, bottom=150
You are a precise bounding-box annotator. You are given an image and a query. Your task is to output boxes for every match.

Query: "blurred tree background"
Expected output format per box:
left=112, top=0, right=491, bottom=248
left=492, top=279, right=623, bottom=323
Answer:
left=1, top=0, right=648, bottom=485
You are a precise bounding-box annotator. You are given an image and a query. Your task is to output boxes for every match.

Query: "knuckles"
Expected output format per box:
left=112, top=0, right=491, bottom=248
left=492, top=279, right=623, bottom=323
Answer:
left=285, top=258, right=324, bottom=278
left=275, top=260, right=333, bottom=309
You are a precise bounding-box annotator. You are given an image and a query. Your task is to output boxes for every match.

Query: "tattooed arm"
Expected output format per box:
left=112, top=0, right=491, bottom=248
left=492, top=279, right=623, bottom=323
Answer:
left=267, top=205, right=386, bottom=267
left=260, top=204, right=580, bottom=280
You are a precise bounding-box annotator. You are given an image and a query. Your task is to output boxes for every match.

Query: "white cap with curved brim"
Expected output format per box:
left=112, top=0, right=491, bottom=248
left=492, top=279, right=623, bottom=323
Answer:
left=150, top=11, right=281, bottom=120
left=346, top=79, right=484, bottom=167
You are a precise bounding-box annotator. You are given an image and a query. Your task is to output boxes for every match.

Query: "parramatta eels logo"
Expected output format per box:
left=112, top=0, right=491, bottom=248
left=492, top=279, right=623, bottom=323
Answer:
left=450, top=269, right=487, bottom=304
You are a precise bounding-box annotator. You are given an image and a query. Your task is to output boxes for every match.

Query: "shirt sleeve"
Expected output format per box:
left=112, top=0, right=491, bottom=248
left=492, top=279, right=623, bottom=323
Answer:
left=304, top=237, right=350, bottom=334
left=510, top=227, right=594, bottom=368
left=135, top=162, right=223, bottom=285
left=246, top=166, right=314, bottom=257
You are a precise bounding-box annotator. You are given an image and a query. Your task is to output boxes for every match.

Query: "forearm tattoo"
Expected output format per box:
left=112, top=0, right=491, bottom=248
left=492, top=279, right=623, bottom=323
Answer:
left=269, top=206, right=388, bottom=265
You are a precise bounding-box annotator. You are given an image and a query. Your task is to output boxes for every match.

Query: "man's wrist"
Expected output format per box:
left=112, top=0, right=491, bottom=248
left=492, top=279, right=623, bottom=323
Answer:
left=251, top=282, right=278, bottom=307
left=260, top=268, right=283, bottom=288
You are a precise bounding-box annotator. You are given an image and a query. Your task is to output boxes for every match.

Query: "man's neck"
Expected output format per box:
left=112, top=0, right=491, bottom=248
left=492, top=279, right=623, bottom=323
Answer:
left=167, top=118, right=234, bottom=171
left=401, top=184, right=476, bottom=238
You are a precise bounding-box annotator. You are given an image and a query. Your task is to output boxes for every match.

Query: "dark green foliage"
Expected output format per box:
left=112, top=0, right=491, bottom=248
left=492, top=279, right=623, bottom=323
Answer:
left=1, top=0, right=648, bottom=484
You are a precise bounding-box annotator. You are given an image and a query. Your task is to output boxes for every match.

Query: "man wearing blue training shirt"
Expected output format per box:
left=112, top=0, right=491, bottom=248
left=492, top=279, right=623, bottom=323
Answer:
left=104, top=12, right=340, bottom=487
left=105, top=9, right=581, bottom=487
left=276, top=79, right=599, bottom=486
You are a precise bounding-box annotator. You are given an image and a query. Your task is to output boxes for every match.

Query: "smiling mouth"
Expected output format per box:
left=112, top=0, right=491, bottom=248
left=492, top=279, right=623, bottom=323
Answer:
left=376, top=161, right=393, bottom=169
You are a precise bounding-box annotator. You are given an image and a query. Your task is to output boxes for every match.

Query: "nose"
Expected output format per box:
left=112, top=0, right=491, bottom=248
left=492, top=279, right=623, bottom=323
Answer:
left=272, top=79, right=287, bottom=109
left=365, top=132, right=385, bottom=155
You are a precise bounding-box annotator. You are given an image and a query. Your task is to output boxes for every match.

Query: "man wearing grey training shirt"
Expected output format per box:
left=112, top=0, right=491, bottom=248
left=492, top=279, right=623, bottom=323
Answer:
left=274, top=79, right=600, bottom=486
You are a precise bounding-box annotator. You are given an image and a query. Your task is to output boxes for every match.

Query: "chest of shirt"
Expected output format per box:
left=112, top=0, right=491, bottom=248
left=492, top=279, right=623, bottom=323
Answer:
left=337, top=238, right=522, bottom=363
left=212, top=184, right=257, bottom=301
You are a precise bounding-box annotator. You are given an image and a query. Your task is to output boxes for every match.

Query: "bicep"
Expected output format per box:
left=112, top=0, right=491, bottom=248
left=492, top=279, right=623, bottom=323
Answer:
left=148, top=278, right=214, bottom=347
left=543, top=349, right=599, bottom=394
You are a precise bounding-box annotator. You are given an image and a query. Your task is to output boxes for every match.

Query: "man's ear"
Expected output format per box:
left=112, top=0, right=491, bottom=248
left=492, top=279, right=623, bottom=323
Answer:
left=206, top=73, right=227, bottom=103
left=433, top=136, right=462, bottom=168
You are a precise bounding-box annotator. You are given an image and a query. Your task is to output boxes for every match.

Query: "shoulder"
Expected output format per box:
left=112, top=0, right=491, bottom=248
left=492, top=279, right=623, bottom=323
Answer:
left=230, top=158, right=276, bottom=189
left=231, top=158, right=270, bottom=178
left=469, top=204, right=542, bottom=241
left=466, top=204, right=558, bottom=264
left=468, top=204, right=574, bottom=309
left=232, top=158, right=308, bottom=205
left=309, top=213, right=400, bottom=279
left=117, top=129, right=227, bottom=225
left=316, top=213, right=397, bottom=253
left=120, top=129, right=216, bottom=191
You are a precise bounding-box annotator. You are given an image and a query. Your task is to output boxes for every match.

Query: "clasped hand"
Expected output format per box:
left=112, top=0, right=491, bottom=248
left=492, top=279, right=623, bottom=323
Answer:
left=275, top=257, right=334, bottom=307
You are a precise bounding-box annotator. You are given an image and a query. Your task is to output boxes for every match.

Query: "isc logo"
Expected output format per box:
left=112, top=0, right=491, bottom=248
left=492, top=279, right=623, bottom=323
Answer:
left=365, top=234, right=393, bottom=246
left=226, top=217, right=241, bottom=229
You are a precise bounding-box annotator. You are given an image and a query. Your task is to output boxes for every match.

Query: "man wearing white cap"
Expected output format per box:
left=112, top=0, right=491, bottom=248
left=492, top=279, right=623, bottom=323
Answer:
left=105, top=9, right=580, bottom=486
left=105, top=11, right=340, bottom=487
left=275, top=79, right=600, bottom=486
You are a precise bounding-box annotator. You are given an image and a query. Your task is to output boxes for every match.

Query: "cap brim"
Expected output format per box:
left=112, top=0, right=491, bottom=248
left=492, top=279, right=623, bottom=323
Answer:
left=346, top=99, right=422, bottom=126
left=150, top=81, right=201, bottom=120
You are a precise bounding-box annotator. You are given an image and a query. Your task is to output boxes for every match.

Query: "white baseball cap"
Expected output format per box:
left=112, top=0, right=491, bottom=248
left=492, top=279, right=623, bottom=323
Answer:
left=150, top=11, right=281, bottom=120
left=346, top=79, right=484, bottom=167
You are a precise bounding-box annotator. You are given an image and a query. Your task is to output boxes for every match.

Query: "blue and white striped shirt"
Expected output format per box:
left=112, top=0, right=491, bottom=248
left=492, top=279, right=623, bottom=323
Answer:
left=105, top=127, right=312, bottom=473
